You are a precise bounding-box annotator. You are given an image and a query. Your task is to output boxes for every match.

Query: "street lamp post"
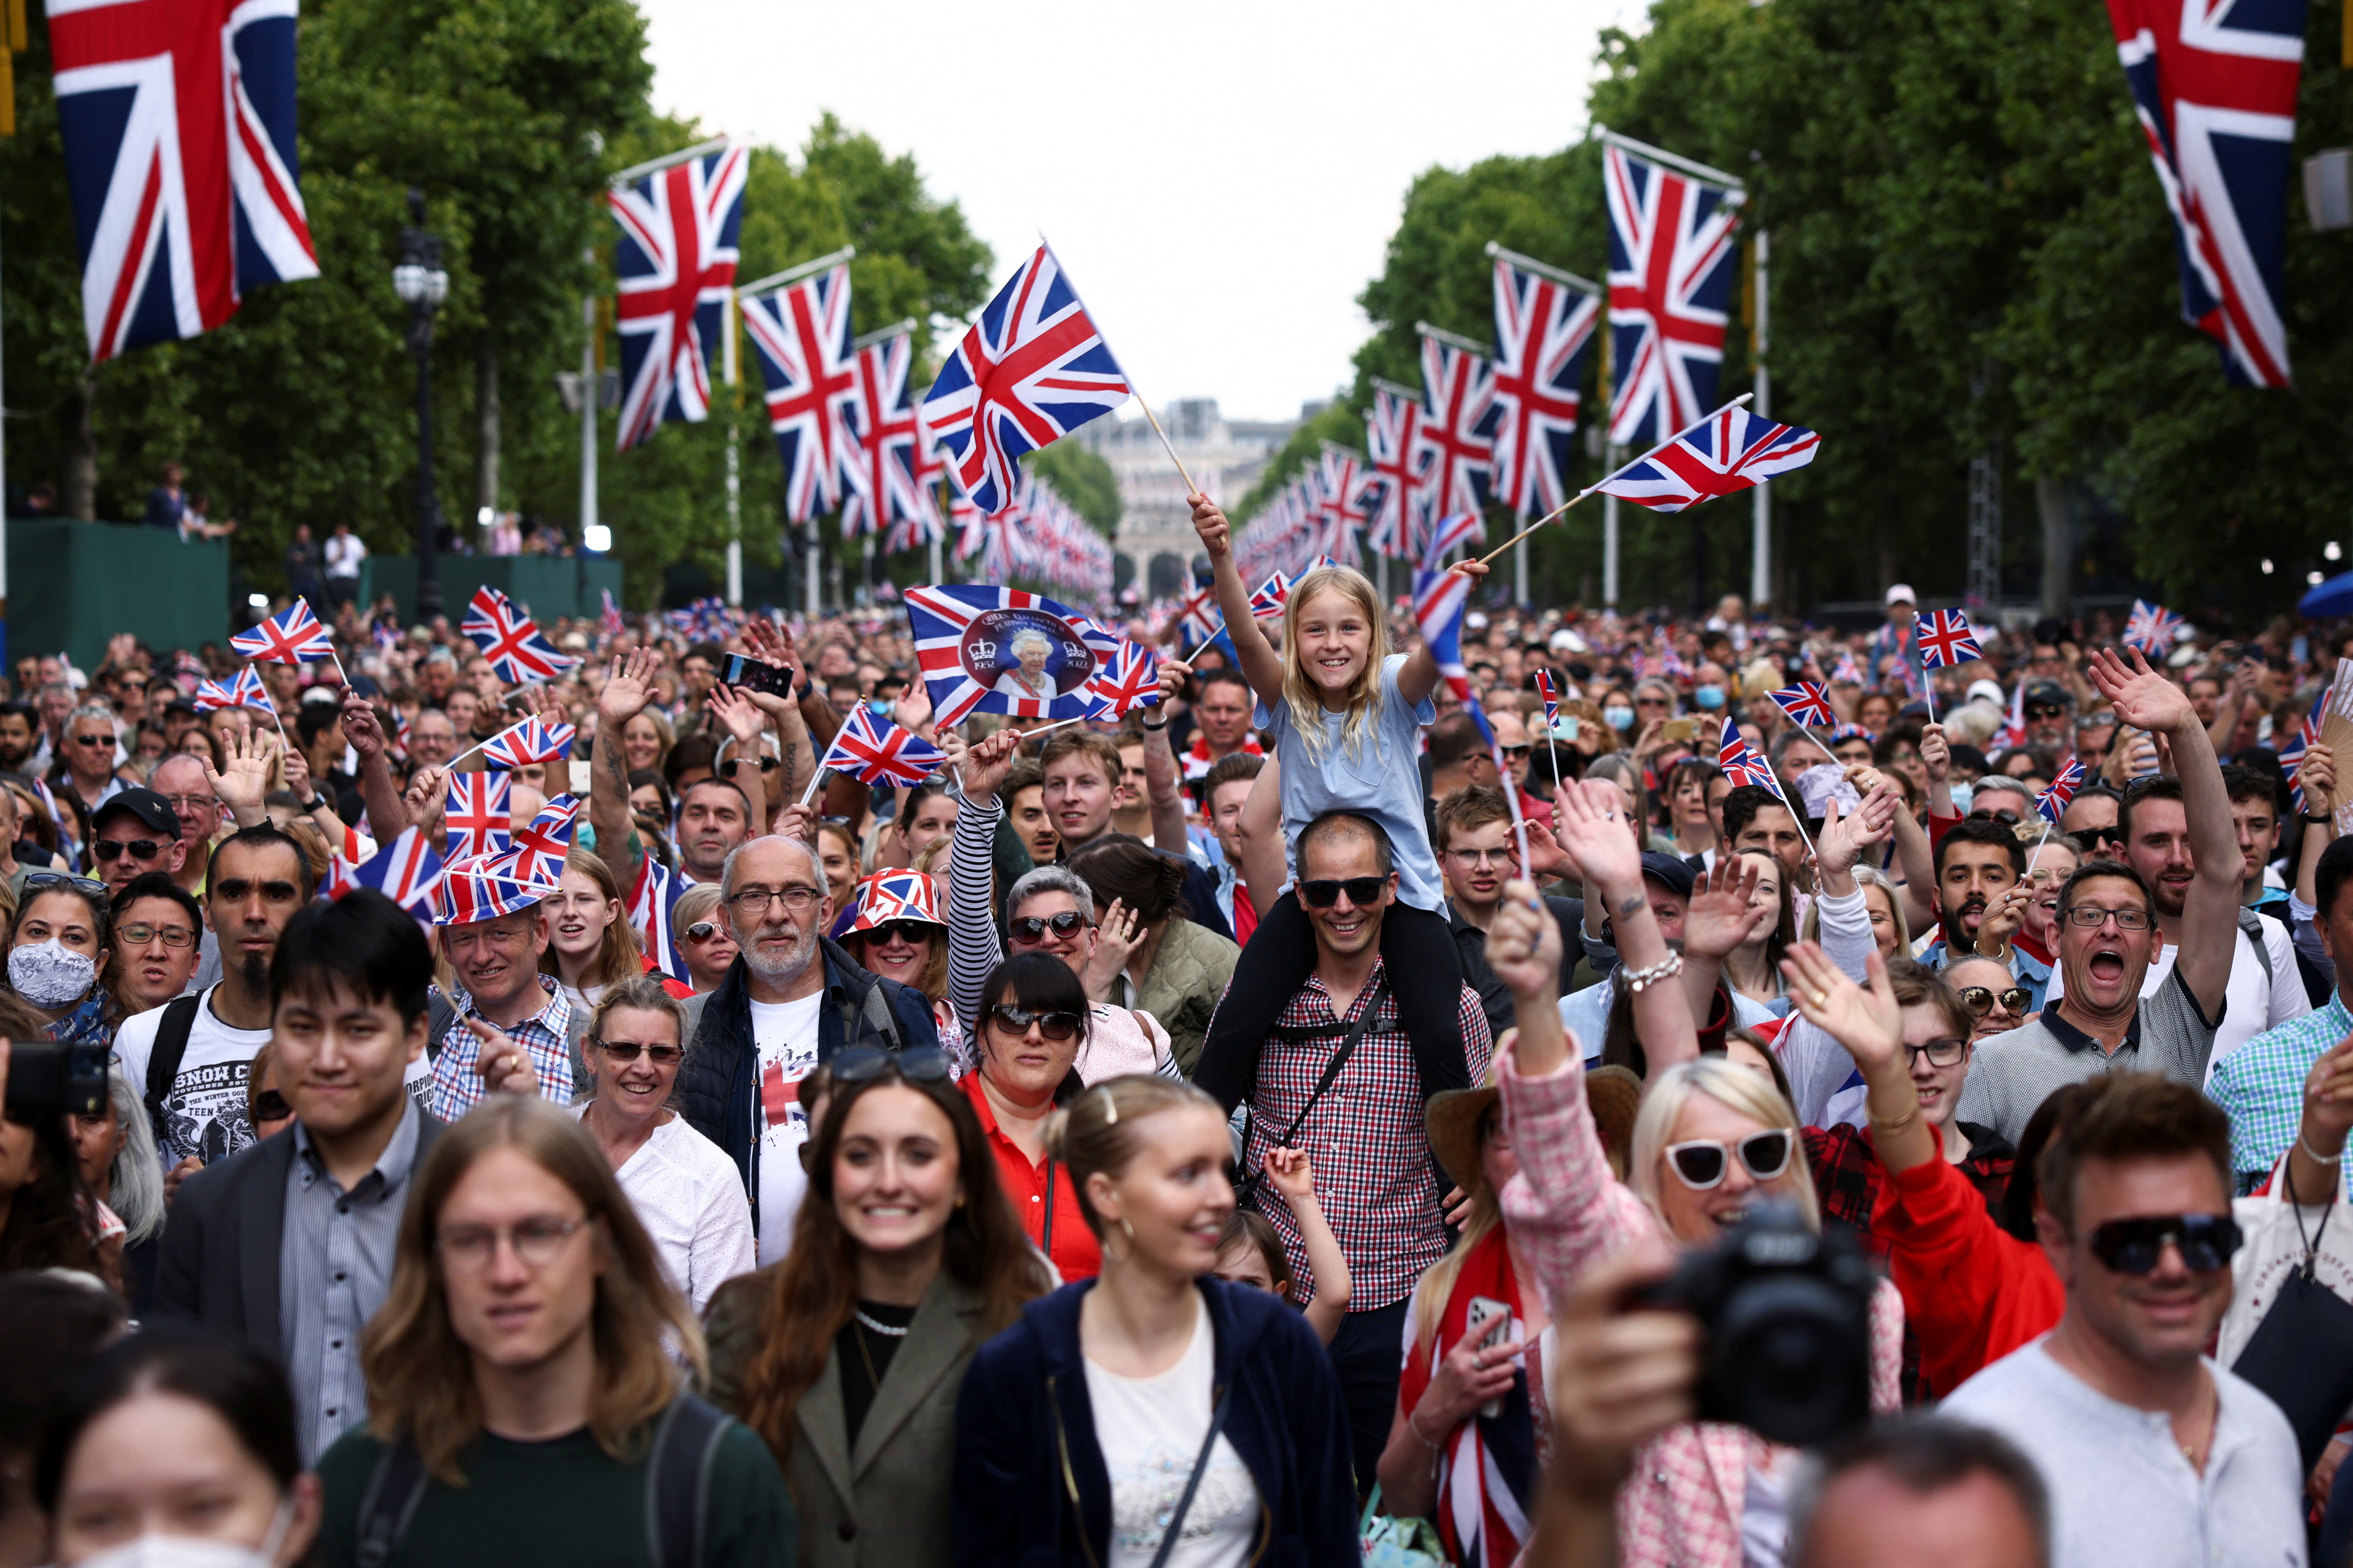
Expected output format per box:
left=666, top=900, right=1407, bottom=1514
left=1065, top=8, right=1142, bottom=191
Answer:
left=392, top=189, right=450, bottom=621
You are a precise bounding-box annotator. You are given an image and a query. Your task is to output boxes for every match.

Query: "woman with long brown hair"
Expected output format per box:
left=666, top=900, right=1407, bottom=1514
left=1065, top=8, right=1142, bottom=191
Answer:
left=540, top=847, right=690, bottom=1008
left=705, top=1046, right=1052, bottom=1568
left=314, top=1097, right=795, bottom=1568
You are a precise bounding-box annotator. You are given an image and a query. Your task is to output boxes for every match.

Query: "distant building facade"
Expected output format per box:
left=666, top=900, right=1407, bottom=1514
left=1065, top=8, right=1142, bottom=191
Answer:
left=1077, top=398, right=1317, bottom=598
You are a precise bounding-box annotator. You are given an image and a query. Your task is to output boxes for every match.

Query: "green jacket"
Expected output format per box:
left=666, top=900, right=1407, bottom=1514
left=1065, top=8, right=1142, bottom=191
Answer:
left=1138, top=914, right=1241, bottom=1077
left=707, top=1269, right=987, bottom=1568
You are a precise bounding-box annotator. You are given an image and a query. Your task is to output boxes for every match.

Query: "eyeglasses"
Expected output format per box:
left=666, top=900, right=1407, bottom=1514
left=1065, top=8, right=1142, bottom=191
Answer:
left=157, top=794, right=217, bottom=814
left=249, top=1089, right=291, bottom=1122
left=93, top=837, right=166, bottom=863
left=862, top=918, right=936, bottom=946
left=988, top=1003, right=1083, bottom=1041
left=832, top=1044, right=953, bottom=1085
left=21, top=871, right=106, bottom=896
left=595, top=1039, right=682, bottom=1065
left=436, top=1216, right=590, bottom=1271
left=1635, top=696, right=1673, bottom=707
left=683, top=921, right=720, bottom=943
left=724, top=886, right=821, bottom=916
left=1009, top=910, right=1090, bottom=944
left=212, top=878, right=301, bottom=905
left=2024, top=704, right=2068, bottom=721
left=717, top=755, right=778, bottom=779
left=1663, top=1128, right=1793, bottom=1190
left=2083, top=1213, right=2243, bottom=1275
left=1903, top=1038, right=1970, bottom=1068
left=1957, top=986, right=2029, bottom=1018
left=1300, top=876, right=1387, bottom=908
left=118, top=922, right=197, bottom=948
left=1446, top=846, right=1514, bottom=868
left=2063, top=905, right=2153, bottom=931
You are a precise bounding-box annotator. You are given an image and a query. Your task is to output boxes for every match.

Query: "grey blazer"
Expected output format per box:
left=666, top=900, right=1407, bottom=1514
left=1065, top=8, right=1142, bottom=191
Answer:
left=707, top=1269, right=986, bottom=1568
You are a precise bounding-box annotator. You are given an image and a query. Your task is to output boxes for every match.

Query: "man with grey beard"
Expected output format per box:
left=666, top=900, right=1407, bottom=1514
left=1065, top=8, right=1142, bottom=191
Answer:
left=672, top=832, right=940, bottom=1262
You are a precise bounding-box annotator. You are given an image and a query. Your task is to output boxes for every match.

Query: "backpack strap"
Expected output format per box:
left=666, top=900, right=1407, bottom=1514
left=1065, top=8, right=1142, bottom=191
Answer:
left=862, top=977, right=904, bottom=1052
left=424, top=989, right=456, bottom=1064
left=2237, top=906, right=2276, bottom=990
left=141, top=993, right=205, bottom=1145
left=352, top=1436, right=430, bottom=1568
left=646, top=1394, right=730, bottom=1568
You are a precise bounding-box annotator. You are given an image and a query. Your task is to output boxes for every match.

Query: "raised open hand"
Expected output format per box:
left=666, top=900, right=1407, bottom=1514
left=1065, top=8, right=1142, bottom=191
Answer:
left=202, top=730, right=274, bottom=824
left=1680, top=855, right=1763, bottom=962
left=1781, top=943, right=1904, bottom=1077
left=2086, top=646, right=2193, bottom=735
left=596, top=648, right=661, bottom=730
left=705, top=683, right=767, bottom=748
left=1551, top=778, right=1644, bottom=900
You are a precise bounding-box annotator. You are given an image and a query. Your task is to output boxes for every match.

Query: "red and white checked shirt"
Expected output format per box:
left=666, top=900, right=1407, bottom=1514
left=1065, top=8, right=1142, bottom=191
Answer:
left=1242, top=958, right=1492, bottom=1311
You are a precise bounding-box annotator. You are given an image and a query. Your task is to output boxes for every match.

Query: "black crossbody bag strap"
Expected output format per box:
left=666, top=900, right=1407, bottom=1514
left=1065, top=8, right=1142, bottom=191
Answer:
left=1237, top=979, right=1385, bottom=1208
left=1146, top=1382, right=1236, bottom=1568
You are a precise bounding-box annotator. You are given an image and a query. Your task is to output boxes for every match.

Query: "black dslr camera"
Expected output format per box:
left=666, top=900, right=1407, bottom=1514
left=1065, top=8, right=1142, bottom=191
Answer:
left=1633, top=1203, right=1876, bottom=1447
left=5, top=1041, right=110, bottom=1123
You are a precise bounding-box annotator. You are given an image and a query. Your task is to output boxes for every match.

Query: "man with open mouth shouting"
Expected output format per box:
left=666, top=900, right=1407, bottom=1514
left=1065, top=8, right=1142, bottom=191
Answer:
left=1956, top=648, right=2242, bottom=1146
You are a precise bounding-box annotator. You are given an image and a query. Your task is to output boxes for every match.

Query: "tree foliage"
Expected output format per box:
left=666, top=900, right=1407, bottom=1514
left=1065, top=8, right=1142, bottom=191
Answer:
left=1351, top=0, right=2353, bottom=617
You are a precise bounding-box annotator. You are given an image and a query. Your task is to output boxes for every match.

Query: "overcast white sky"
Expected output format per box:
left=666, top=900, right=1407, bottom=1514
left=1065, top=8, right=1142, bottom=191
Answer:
left=637, top=0, right=1631, bottom=425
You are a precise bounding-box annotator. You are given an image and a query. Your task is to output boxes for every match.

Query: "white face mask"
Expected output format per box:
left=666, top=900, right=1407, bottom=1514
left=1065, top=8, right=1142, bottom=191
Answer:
left=73, top=1500, right=294, bottom=1568
left=9, top=937, right=95, bottom=1009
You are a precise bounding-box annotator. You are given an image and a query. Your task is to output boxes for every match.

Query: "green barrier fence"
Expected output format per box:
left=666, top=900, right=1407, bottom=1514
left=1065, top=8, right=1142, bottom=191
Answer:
left=5, top=519, right=230, bottom=672
left=359, top=555, right=625, bottom=626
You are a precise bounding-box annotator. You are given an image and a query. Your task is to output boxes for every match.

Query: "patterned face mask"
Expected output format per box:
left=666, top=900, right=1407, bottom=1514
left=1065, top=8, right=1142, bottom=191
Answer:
left=9, top=938, right=95, bottom=1009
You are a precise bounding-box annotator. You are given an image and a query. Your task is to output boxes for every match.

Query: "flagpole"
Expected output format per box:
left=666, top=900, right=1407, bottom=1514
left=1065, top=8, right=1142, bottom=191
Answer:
left=1488, top=731, right=1532, bottom=877
left=798, top=766, right=830, bottom=808
left=1473, top=394, right=1754, bottom=568
left=1133, top=393, right=1200, bottom=498
left=724, top=289, right=742, bottom=609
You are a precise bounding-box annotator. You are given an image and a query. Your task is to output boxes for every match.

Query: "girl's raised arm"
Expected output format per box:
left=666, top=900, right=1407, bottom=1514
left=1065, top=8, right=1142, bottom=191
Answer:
left=1190, top=493, right=1286, bottom=710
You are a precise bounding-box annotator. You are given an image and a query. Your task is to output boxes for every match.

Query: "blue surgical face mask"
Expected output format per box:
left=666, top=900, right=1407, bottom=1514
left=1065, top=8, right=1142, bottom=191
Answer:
left=1604, top=706, right=1635, bottom=732
left=1693, top=685, right=1726, bottom=711
left=1948, top=782, right=1974, bottom=818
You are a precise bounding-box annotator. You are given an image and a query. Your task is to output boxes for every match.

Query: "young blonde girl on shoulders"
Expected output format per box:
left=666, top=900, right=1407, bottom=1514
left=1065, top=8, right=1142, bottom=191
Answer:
left=1185, top=493, right=1474, bottom=1107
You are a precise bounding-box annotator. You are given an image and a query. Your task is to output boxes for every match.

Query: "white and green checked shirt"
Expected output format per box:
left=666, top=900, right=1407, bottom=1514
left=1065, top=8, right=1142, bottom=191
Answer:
left=2207, top=990, right=2353, bottom=1192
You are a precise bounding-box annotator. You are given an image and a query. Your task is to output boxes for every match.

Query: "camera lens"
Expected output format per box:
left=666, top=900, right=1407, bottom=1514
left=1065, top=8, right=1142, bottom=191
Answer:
left=1709, top=1273, right=1871, bottom=1447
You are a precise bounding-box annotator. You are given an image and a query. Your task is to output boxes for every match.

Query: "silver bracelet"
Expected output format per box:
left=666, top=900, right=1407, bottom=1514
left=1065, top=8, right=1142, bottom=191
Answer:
left=2299, top=1131, right=2345, bottom=1166
left=1623, top=952, right=1685, bottom=994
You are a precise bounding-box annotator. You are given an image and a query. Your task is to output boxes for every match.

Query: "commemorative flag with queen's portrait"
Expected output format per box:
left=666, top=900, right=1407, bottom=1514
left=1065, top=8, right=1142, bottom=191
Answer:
left=903, top=584, right=1125, bottom=728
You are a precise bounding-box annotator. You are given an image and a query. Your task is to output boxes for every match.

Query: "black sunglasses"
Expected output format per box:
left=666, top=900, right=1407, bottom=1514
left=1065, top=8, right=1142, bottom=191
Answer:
left=93, top=837, right=167, bottom=862
left=1957, top=985, right=2030, bottom=1017
left=1499, top=744, right=1532, bottom=760
left=2084, top=1213, right=2242, bottom=1275
left=1300, top=876, right=1387, bottom=908
left=249, top=1089, right=291, bottom=1123
left=2024, top=704, right=2068, bottom=720
left=1010, top=910, right=1089, bottom=944
left=595, top=1039, right=682, bottom=1065
left=832, top=1044, right=953, bottom=1084
left=988, top=1003, right=1082, bottom=1041
left=862, top=918, right=937, bottom=946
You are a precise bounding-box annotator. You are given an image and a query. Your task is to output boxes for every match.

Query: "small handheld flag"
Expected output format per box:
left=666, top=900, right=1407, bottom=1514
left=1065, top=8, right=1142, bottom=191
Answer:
left=323, top=827, right=445, bottom=923
left=1913, top=609, right=1983, bottom=669
left=444, top=772, right=513, bottom=861
left=1769, top=682, right=1837, bottom=729
left=1592, top=406, right=1820, bottom=515
left=194, top=667, right=274, bottom=716
left=489, top=794, right=580, bottom=886
left=816, top=705, right=947, bottom=789
left=231, top=598, right=333, bottom=664
left=1248, top=571, right=1292, bottom=619
left=477, top=716, right=577, bottom=770
left=1084, top=641, right=1162, bottom=719
left=1718, top=718, right=1778, bottom=793
left=2035, top=760, right=2087, bottom=825
left=462, top=588, right=578, bottom=684
left=2281, top=691, right=2326, bottom=812
left=2123, top=599, right=2187, bottom=659
left=1535, top=670, right=1562, bottom=731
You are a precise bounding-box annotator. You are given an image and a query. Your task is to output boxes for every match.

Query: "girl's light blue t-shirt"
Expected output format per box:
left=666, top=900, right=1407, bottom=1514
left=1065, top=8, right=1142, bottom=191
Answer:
left=1254, top=653, right=1443, bottom=911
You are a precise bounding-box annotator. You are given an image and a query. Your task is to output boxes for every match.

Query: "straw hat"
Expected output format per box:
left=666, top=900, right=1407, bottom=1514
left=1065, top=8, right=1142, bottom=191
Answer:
left=1586, top=1066, right=1645, bottom=1181
left=1425, top=1075, right=1503, bottom=1198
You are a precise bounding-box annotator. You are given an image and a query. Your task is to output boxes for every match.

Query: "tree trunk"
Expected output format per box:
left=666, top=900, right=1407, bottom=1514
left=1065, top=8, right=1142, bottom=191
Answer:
left=475, top=341, right=500, bottom=529
left=62, top=374, right=95, bottom=520
left=2037, top=474, right=2073, bottom=621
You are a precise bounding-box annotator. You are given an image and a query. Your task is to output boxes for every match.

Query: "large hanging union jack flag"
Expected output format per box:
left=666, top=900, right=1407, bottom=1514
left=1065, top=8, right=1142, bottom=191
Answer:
left=48, top=0, right=319, bottom=363
left=1413, top=331, right=1497, bottom=527
left=462, top=588, right=578, bottom=684
left=1317, top=446, right=1375, bottom=567
left=842, top=328, right=939, bottom=544
left=1491, top=252, right=1600, bottom=518
left=608, top=144, right=748, bottom=452
left=741, top=262, right=862, bottom=522
left=921, top=244, right=1131, bottom=517
left=1363, top=382, right=1429, bottom=559
left=1603, top=142, right=1743, bottom=448
left=1595, top=405, right=1820, bottom=514
left=904, top=583, right=1123, bottom=728
left=2107, top=0, right=2303, bottom=388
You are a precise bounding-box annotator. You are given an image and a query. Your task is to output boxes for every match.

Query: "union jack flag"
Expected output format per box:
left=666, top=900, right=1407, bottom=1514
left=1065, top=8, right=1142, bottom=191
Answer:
left=836, top=870, right=944, bottom=939
left=486, top=793, right=579, bottom=886
left=2123, top=598, right=2188, bottom=657
left=1317, top=447, right=1377, bottom=565
left=904, top=584, right=1123, bottom=728
left=462, top=587, right=578, bottom=684
left=1413, top=566, right=1474, bottom=712
left=230, top=597, right=332, bottom=663
left=322, top=827, right=445, bottom=924
left=1421, top=511, right=1485, bottom=571
left=842, top=328, right=941, bottom=544
left=1719, top=718, right=1779, bottom=793
left=1175, top=583, right=1223, bottom=649
left=921, top=244, right=1130, bottom=516
left=608, top=144, right=748, bottom=451
left=444, top=772, right=512, bottom=862
left=2035, top=760, right=2089, bottom=825
left=1085, top=639, right=1162, bottom=718
left=1993, top=679, right=2028, bottom=755
left=433, top=853, right=554, bottom=927
left=1595, top=405, right=1820, bottom=515
left=1769, top=682, right=1837, bottom=728
left=1363, top=381, right=1430, bottom=558
left=1248, top=571, right=1292, bottom=618
left=668, top=596, right=733, bottom=640
left=1913, top=609, right=1985, bottom=669
left=193, top=666, right=273, bottom=716
left=478, top=715, right=576, bottom=770
left=741, top=261, right=862, bottom=521
left=2280, top=689, right=2326, bottom=811
left=1830, top=651, right=1865, bottom=686
left=1491, top=253, right=1600, bottom=518
left=1536, top=669, right=1562, bottom=731
left=601, top=589, right=626, bottom=641
left=2107, top=0, right=2303, bottom=387
left=816, top=704, right=946, bottom=787
left=49, top=0, right=318, bottom=363
left=1414, top=332, right=1497, bottom=522
left=1603, top=142, right=1743, bottom=447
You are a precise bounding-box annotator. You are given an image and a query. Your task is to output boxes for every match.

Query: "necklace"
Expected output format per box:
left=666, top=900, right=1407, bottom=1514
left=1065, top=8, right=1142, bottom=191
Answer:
left=854, top=1308, right=911, bottom=1337
left=2180, top=1374, right=2219, bottom=1472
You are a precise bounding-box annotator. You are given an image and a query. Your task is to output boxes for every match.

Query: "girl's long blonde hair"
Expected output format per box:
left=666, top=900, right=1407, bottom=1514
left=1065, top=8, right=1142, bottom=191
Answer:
left=1278, top=563, right=1391, bottom=765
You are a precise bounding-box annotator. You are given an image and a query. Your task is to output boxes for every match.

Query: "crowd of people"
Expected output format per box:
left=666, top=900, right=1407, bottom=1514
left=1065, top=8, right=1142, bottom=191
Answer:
left=1, top=491, right=2351, bottom=1568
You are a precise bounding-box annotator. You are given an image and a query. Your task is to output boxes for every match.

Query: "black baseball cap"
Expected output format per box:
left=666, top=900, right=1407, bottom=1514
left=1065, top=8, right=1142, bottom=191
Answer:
left=92, top=786, right=179, bottom=840
left=1639, top=850, right=1697, bottom=900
